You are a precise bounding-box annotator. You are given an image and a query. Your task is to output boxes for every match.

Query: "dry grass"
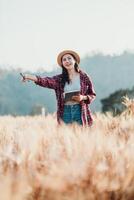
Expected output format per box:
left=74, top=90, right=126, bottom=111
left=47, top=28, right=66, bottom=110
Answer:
left=0, top=98, right=134, bottom=200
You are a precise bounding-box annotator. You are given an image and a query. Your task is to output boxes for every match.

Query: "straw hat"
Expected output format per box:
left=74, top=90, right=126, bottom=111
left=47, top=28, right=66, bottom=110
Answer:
left=57, top=50, right=80, bottom=66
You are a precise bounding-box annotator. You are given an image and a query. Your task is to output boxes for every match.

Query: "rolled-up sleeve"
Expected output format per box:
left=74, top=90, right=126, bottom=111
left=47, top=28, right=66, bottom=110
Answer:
left=35, top=75, right=58, bottom=90
left=85, top=77, right=96, bottom=104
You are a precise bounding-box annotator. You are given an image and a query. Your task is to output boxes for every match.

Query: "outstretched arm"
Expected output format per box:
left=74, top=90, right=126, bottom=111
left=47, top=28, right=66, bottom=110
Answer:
left=21, top=74, right=38, bottom=82
left=21, top=73, right=59, bottom=90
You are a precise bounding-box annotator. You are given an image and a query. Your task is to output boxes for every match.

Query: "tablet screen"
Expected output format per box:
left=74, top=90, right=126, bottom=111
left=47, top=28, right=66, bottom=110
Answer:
left=64, top=91, right=80, bottom=102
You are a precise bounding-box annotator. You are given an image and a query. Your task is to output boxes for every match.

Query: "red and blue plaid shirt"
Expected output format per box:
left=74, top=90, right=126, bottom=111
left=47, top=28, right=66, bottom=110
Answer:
left=35, top=70, right=96, bottom=126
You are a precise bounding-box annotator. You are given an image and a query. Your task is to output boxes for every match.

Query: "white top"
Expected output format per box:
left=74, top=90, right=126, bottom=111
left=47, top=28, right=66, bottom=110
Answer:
left=64, top=75, right=80, bottom=105
left=64, top=75, right=80, bottom=93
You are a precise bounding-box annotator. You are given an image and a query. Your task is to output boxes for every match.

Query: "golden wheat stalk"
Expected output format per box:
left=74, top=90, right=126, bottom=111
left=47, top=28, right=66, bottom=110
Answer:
left=0, top=106, right=133, bottom=199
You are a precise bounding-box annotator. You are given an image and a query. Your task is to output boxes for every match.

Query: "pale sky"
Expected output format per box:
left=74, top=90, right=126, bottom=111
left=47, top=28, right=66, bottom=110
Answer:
left=0, top=0, right=134, bottom=71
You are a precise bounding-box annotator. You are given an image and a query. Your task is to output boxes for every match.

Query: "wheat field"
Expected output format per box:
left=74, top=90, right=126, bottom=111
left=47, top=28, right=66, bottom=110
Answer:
left=0, top=98, right=134, bottom=200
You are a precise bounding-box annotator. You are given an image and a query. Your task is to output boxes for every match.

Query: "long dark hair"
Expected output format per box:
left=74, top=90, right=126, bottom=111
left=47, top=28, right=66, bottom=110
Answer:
left=61, top=57, right=80, bottom=87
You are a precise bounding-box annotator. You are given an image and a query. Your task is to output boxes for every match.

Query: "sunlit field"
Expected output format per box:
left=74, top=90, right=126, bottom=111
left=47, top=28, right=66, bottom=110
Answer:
left=0, top=97, right=134, bottom=200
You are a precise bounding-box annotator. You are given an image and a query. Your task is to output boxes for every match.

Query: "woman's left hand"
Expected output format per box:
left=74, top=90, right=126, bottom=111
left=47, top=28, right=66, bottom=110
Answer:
left=72, top=95, right=85, bottom=102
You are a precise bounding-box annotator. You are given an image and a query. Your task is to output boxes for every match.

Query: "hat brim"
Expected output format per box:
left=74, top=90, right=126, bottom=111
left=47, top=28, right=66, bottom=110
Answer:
left=57, top=50, right=80, bottom=67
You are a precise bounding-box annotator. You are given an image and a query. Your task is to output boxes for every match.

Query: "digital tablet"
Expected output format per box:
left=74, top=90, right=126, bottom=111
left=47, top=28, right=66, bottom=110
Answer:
left=64, top=91, right=80, bottom=102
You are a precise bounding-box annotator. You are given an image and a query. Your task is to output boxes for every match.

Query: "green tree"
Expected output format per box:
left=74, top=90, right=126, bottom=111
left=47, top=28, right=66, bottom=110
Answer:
left=101, top=87, right=134, bottom=115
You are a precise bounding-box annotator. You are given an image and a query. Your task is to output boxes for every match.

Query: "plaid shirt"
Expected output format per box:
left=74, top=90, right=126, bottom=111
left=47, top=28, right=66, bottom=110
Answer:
left=35, top=70, right=96, bottom=126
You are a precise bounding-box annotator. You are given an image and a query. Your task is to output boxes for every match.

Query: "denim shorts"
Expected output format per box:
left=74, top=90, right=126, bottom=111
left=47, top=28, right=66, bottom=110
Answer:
left=62, top=104, right=82, bottom=125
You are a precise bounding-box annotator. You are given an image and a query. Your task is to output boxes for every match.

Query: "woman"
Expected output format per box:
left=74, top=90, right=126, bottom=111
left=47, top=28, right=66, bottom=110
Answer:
left=21, top=50, right=96, bottom=126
